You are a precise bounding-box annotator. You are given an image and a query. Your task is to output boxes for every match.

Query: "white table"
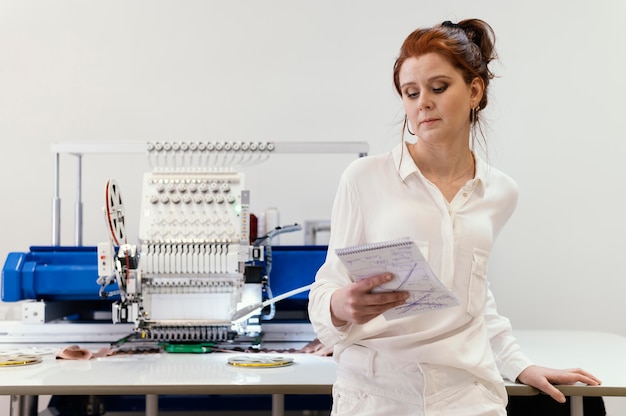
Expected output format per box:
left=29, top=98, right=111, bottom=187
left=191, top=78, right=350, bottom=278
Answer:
left=0, top=330, right=623, bottom=416
left=508, top=330, right=626, bottom=416
left=0, top=349, right=334, bottom=396
left=0, top=345, right=334, bottom=416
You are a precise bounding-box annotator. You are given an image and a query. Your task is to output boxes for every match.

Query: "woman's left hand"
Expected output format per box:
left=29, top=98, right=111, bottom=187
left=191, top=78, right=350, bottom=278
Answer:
left=516, top=365, right=602, bottom=403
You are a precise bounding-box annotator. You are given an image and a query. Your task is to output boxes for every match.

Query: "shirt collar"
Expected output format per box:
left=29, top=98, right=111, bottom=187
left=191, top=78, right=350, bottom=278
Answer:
left=393, top=141, right=485, bottom=192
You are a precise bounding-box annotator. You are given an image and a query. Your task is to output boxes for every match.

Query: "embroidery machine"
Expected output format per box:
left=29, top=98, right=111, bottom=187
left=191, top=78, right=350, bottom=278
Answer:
left=1, top=141, right=368, bottom=348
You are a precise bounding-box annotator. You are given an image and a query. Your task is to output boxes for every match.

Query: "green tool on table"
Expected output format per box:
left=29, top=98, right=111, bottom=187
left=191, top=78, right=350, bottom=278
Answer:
left=160, top=343, right=215, bottom=353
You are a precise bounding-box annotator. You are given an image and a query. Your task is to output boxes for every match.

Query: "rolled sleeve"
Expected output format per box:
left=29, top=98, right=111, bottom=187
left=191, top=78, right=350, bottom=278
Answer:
left=308, top=276, right=352, bottom=347
left=308, top=167, right=363, bottom=348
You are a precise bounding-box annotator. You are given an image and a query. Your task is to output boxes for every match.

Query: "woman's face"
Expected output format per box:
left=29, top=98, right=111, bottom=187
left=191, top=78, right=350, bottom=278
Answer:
left=398, top=52, right=482, bottom=146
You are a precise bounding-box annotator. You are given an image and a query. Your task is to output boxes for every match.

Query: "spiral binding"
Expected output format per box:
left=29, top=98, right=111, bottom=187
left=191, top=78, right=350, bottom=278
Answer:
left=335, top=237, right=412, bottom=256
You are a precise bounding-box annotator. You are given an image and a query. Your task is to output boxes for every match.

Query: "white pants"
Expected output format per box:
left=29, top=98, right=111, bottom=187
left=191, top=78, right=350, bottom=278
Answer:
left=331, top=345, right=506, bottom=416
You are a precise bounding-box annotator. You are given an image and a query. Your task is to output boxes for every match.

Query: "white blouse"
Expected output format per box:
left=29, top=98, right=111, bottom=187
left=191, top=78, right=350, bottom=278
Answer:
left=308, top=141, right=533, bottom=391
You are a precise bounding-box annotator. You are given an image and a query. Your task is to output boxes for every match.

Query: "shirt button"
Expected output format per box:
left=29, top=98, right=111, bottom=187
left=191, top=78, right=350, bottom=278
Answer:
left=463, top=192, right=468, bottom=197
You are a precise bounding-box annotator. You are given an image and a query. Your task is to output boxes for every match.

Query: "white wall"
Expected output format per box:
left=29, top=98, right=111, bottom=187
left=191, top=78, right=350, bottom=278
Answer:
left=1, top=0, right=626, bottom=413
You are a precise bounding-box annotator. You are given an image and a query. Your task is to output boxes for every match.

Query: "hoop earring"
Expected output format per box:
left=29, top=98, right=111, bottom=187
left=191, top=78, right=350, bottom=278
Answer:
left=470, top=105, right=481, bottom=150
left=471, top=105, right=480, bottom=124
left=404, top=115, right=415, bottom=136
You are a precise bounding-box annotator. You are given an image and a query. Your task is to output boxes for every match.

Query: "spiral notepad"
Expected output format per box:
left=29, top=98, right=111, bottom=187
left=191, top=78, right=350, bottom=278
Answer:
left=336, top=237, right=459, bottom=320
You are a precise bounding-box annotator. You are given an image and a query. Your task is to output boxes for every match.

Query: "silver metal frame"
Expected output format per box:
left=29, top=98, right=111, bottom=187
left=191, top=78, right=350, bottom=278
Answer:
left=50, top=141, right=369, bottom=246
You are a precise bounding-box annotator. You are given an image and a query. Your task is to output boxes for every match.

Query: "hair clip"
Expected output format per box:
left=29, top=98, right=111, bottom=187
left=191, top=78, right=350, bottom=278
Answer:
left=442, top=20, right=460, bottom=29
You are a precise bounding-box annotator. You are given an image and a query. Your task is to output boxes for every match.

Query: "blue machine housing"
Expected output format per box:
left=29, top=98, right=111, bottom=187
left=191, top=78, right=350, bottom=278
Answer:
left=1, top=245, right=328, bottom=306
left=265, top=245, right=327, bottom=300
left=1, top=246, right=119, bottom=302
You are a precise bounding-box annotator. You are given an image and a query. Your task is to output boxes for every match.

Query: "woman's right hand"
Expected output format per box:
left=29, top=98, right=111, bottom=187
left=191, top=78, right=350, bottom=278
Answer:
left=330, top=273, right=409, bottom=326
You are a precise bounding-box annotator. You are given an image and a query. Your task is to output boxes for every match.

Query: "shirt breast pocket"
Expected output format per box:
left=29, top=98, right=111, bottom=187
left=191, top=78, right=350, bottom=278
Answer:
left=467, top=248, right=489, bottom=317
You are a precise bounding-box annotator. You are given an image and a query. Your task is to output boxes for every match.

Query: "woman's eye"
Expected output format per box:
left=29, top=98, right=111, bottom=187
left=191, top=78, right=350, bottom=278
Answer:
left=405, top=91, right=419, bottom=99
left=433, top=85, right=448, bottom=93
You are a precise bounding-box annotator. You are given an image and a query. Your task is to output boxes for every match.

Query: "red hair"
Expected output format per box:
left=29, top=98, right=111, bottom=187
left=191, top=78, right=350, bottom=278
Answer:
left=393, top=19, right=497, bottom=112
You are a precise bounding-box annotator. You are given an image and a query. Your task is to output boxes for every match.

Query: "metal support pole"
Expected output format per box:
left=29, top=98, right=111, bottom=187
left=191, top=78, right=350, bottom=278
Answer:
left=75, top=154, right=83, bottom=246
left=570, top=396, right=583, bottom=416
left=52, top=152, right=61, bottom=246
left=145, top=394, right=158, bottom=416
left=271, top=394, right=284, bottom=416
left=10, top=395, right=37, bottom=416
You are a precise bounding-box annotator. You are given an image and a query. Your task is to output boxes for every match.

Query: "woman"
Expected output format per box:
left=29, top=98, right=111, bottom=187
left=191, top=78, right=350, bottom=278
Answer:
left=308, top=19, right=601, bottom=415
